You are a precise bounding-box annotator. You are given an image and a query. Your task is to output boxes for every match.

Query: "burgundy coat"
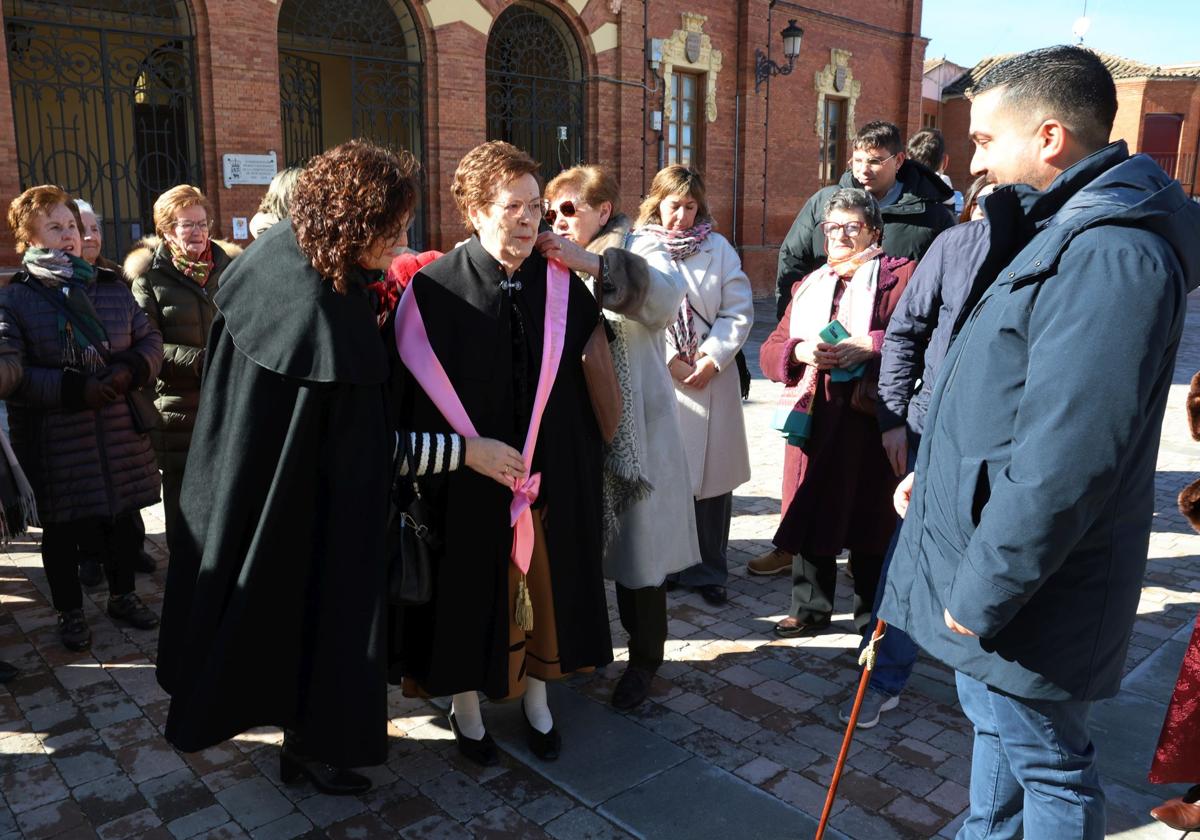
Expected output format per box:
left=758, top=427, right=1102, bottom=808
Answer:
left=760, top=256, right=915, bottom=557
left=1150, top=610, right=1200, bottom=783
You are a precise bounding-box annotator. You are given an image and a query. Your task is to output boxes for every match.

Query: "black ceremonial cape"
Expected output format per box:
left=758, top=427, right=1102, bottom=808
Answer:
left=391, top=237, right=611, bottom=699
left=156, top=222, right=392, bottom=768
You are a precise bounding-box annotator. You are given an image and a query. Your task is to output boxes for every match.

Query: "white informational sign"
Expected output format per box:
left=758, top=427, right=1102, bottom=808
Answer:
left=222, top=151, right=277, bottom=189
left=231, top=217, right=249, bottom=240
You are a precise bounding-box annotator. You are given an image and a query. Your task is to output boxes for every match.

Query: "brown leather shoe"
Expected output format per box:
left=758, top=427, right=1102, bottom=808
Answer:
left=748, top=547, right=792, bottom=576
left=1151, top=796, right=1200, bottom=831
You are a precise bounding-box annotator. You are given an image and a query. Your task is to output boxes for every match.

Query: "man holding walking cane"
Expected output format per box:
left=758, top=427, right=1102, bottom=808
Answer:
left=879, top=45, right=1200, bottom=839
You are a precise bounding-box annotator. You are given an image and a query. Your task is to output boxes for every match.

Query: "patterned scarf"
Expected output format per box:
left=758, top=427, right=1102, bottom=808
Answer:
left=638, top=221, right=712, bottom=262
left=770, top=245, right=883, bottom=448
left=168, top=239, right=214, bottom=287
left=21, top=248, right=107, bottom=372
left=22, top=247, right=95, bottom=288
left=639, top=223, right=714, bottom=364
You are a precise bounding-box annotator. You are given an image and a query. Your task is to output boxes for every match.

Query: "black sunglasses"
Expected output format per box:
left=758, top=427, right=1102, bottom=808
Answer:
left=544, top=200, right=579, bottom=225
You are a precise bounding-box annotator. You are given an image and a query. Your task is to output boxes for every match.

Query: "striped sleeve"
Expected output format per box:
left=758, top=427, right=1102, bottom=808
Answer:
left=398, top=432, right=465, bottom=477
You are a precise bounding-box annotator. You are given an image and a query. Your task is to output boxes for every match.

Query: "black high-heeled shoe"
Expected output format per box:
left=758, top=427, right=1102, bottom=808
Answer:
left=524, top=710, right=561, bottom=761
left=448, top=711, right=499, bottom=767
left=278, top=745, right=371, bottom=796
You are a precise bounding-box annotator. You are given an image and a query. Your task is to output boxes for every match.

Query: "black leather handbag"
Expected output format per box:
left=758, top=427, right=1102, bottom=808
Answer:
left=387, top=440, right=440, bottom=606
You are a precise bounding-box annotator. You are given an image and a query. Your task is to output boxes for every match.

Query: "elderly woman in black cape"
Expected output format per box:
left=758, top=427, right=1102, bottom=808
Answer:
left=156, top=140, right=423, bottom=796
left=392, top=141, right=612, bottom=766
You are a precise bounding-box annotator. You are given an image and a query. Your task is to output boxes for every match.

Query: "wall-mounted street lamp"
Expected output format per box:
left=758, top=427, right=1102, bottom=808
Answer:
left=754, top=19, right=803, bottom=94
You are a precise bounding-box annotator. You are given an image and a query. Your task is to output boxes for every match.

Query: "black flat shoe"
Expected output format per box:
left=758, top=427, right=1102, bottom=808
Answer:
left=524, top=711, right=560, bottom=761
left=611, top=665, right=654, bottom=711
left=0, top=660, right=17, bottom=683
left=107, top=592, right=159, bottom=630
left=448, top=712, right=498, bottom=767
left=699, top=584, right=727, bottom=606
left=773, top=617, right=832, bottom=638
left=58, top=609, right=91, bottom=652
left=279, top=747, right=371, bottom=796
left=136, top=551, right=157, bottom=574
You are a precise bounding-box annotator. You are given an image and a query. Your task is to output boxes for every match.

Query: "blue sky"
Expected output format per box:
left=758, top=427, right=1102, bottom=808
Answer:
left=921, top=0, right=1198, bottom=68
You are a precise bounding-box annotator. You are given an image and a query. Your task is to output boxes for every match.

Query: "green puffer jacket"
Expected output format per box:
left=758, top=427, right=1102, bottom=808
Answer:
left=129, top=238, right=235, bottom=472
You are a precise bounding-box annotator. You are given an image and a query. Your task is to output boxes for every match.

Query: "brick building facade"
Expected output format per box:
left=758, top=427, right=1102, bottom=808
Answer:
left=0, top=0, right=929, bottom=295
left=937, top=51, right=1200, bottom=201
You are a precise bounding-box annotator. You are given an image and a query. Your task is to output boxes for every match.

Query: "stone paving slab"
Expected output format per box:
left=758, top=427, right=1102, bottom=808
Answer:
left=488, top=684, right=689, bottom=808
left=600, top=756, right=819, bottom=840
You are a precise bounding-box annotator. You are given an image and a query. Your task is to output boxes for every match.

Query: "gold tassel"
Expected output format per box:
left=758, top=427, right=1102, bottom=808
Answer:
left=515, top=573, right=534, bottom=632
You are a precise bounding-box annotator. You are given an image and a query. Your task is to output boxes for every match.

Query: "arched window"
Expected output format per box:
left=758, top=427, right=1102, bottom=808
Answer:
left=4, top=0, right=202, bottom=258
left=277, top=0, right=425, bottom=242
left=486, top=1, right=585, bottom=180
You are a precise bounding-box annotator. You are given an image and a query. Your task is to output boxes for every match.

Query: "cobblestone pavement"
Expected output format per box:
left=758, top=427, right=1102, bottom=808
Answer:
left=1, top=295, right=1198, bottom=839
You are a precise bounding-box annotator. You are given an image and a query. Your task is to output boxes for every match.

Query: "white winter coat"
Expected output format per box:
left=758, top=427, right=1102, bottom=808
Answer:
left=630, top=231, right=753, bottom=500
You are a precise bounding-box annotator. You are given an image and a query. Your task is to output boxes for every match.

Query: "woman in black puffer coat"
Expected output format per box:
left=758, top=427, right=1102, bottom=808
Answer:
left=2, top=185, right=164, bottom=652
left=129, top=185, right=233, bottom=551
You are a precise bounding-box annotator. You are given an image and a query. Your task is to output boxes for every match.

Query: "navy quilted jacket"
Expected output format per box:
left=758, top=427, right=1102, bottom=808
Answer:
left=0, top=268, right=164, bottom=523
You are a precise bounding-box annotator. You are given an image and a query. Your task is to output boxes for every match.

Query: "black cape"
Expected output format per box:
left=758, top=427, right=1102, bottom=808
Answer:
left=156, top=222, right=392, bottom=767
left=391, top=237, right=611, bottom=698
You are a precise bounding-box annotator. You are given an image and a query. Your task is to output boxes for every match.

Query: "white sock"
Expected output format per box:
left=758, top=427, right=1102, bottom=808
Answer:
left=523, top=677, right=554, bottom=734
left=450, top=691, right=485, bottom=740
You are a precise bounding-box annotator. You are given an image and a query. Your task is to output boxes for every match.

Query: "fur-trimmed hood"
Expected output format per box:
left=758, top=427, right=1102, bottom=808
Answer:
left=123, top=235, right=242, bottom=281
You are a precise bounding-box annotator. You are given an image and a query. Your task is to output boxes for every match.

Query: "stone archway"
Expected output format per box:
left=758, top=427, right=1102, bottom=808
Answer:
left=485, top=1, right=586, bottom=179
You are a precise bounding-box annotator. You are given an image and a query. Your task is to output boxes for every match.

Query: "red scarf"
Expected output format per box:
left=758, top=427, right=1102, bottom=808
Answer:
left=368, top=250, right=443, bottom=328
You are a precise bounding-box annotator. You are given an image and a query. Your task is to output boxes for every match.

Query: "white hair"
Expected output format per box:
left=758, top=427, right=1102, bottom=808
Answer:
left=75, top=199, right=98, bottom=220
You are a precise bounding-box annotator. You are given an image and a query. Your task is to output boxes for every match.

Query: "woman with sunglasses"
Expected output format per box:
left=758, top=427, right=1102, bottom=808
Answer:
left=542, top=165, right=697, bottom=710
left=627, top=166, right=754, bottom=608
left=392, top=142, right=612, bottom=766
left=759, top=188, right=915, bottom=638
left=129, top=185, right=234, bottom=556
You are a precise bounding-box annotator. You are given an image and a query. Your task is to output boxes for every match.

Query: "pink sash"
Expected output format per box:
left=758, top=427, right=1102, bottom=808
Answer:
left=394, top=261, right=572, bottom=575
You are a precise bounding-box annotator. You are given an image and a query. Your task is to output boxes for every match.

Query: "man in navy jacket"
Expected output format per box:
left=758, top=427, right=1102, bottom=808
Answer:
left=880, top=46, right=1200, bottom=838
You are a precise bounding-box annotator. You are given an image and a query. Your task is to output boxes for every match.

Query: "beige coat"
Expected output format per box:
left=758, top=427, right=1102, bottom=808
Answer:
left=631, top=231, right=753, bottom=500
left=586, top=216, right=700, bottom=588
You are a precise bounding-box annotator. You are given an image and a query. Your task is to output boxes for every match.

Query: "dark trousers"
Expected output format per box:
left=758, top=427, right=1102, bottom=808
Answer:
left=675, top=492, right=732, bottom=587
left=615, top=582, right=667, bottom=670
left=789, top=550, right=883, bottom=630
left=162, top=468, right=184, bottom=550
left=861, top=431, right=920, bottom=697
left=42, top=513, right=140, bottom=611
left=78, top=510, right=147, bottom=564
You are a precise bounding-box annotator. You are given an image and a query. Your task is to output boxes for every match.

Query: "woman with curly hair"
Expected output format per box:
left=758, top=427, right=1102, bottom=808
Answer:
left=156, top=139, right=421, bottom=795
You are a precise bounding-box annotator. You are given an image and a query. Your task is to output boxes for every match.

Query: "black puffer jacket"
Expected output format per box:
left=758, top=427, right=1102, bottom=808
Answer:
left=775, top=161, right=956, bottom=318
left=129, top=239, right=233, bottom=472
left=0, top=269, right=164, bottom=523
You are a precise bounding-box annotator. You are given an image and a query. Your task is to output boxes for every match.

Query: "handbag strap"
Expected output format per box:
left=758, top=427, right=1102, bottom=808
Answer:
left=21, top=277, right=113, bottom=366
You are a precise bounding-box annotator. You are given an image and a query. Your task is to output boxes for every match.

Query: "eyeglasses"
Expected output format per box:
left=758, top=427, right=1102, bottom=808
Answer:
left=819, top=221, right=870, bottom=238
left=850, top=153, right=898, bottom=170
left=544, top=200, right=588, bottom=225
left=489, top=199, right=548, bottom=219
left=174, top=220, right=210, bottom=233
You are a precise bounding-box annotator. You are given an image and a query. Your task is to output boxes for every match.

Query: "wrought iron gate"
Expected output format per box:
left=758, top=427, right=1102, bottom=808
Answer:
left=486, top=2, right=586, bottom=180
left=278, top=0, right=425, bottom=244
left=3, top=0, right=203, bottom=260
left=279, top=52, right=323, bottom=167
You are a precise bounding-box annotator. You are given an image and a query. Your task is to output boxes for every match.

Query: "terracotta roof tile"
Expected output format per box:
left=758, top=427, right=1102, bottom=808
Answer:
left=942, top=49, right=1200, bottom=99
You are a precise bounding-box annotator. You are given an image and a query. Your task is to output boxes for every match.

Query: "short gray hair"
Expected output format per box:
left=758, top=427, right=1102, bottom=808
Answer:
left=823, top=187, right=883, bottom=232
left=75, top=198, right=99, bottom=221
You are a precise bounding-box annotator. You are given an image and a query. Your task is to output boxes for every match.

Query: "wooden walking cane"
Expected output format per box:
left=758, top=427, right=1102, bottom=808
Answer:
left=813, top=618, right=887, bottom=840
